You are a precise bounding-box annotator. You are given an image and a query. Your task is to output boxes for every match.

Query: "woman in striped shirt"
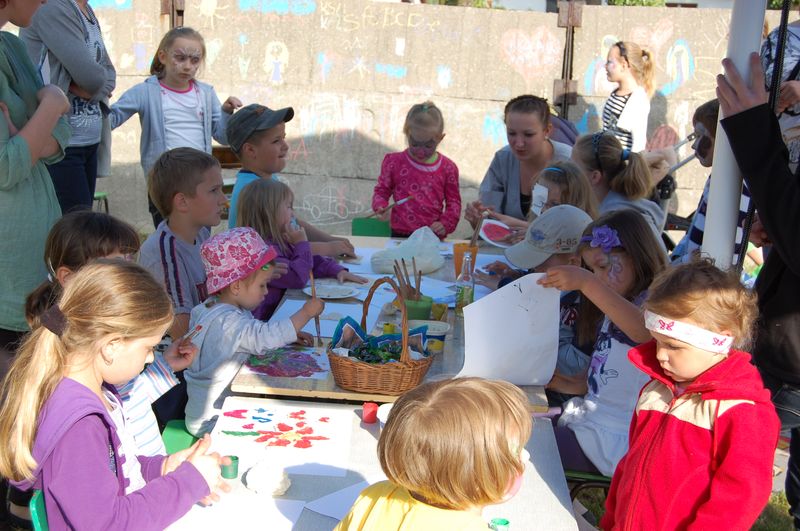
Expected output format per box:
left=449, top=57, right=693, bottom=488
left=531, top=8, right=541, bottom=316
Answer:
left=602, top=41, right=654, bottom=152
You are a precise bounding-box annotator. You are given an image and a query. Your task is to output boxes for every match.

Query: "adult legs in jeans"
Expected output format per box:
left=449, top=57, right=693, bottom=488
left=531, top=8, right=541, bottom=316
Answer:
left=760, top=370, right=800, bottom=529
left=47, top=144, right=99, bottom=214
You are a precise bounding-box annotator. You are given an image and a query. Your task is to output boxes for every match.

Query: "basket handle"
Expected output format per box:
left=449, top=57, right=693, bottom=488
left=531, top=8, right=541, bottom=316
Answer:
left=362, top=276, right=410, bottom=363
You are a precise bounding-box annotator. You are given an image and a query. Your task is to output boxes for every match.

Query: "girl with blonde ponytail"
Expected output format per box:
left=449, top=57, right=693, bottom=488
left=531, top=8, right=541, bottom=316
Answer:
left=602, top=41, right=654, bottom=152
left=572, top=132, right=666, bottom=240
left=0, top=260, right=230, bottom=530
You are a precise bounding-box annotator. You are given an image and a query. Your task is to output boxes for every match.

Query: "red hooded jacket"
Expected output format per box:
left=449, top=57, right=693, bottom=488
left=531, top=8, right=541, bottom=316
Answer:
left=600, top=340, right=780, bottom=530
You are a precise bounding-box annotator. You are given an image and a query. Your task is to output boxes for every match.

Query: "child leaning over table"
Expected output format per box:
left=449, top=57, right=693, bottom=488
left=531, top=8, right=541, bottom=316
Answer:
left=184, top=227, right=324, bottom=437
left=601, top=260, right=779, bottom=530
left=336, top=378, right=532, bottom=530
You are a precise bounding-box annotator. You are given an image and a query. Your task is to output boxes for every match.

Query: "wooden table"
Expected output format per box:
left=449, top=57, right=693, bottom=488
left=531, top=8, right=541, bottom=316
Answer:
left=169, top=396, right=577, bottom=531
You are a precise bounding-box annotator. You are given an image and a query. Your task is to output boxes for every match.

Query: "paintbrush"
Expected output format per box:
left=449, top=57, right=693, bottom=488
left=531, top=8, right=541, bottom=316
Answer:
left=309, top=271, right=322, bottom=347
left=412, top=257, right=420, bottom=299
left=179, top=325, right=202, bottom=343
left=366, top=195, right=414, bottom=218
left=469, top=210, right=489, bottom=247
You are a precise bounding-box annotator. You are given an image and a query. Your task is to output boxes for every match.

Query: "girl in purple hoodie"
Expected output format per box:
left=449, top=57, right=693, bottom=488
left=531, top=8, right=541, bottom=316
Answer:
left=237, top=178, right=367, bottom=320
left=0, top=260, right=230, bottom=530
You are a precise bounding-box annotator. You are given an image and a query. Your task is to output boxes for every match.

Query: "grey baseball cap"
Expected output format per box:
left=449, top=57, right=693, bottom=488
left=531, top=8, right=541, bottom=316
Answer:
left=226, top=103, right=294, bottom=153
left=504, top=205, right=593, bottom=270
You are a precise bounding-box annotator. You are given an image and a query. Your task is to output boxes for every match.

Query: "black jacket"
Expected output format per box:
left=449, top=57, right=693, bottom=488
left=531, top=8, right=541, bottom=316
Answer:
left=722, top=103, right=800, bottom=384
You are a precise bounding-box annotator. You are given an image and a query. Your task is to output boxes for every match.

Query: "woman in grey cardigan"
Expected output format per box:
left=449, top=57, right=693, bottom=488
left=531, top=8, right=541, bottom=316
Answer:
left=21, top=0, right=115, bottom=214
left=465, top=95, right=572, bottom=227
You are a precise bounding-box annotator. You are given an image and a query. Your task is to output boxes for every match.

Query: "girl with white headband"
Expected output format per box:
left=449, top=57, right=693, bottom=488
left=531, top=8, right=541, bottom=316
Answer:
left=602, top=259, right=780, bottom=530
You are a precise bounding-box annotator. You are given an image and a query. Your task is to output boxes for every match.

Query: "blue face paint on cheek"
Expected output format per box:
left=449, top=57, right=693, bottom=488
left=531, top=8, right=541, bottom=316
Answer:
left=608, top=253, right=624, bottom=286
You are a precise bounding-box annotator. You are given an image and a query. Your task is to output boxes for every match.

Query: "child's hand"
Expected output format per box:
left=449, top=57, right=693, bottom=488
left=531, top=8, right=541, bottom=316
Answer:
left=717, top=53, right=768, bottom=117
left=337, top=270, right=368, bottom=284
left=537, top=265, right=592, bottom=292
left=294, top=331, right=314, bottom=346
left=485, top=261, right=512, bottom=275
left=303, top=297, right=324, bottom=318
left=186, top=435, right=231, bottom=503
left=284, top=222, right=307, bottom=244
left=0, top=103, right=18, bottom=136
left=465, top=200, right=493, bottom=227
left=749, top=213, right=771, bottom=246
left=430, top=221, right=446, bottom=238
left=267, top=261, right=290, bottom=281
left=329, top=239, right=356, bottom=258
left=474, top=269, right=501, bottom=290
left=162, top=337, right=198, bottom=372
left=375, top=206, right=392, bottom=222
left=222, top=96, right=243, bottom=114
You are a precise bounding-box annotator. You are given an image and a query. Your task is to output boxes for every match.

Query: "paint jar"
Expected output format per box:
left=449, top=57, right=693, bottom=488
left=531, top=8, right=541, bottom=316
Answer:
left=221, top=455, right=239, bottom=479
left=453, top=242, right=478, bottom=278
left=404, top=295, right=433, bottom=321
left=362, top=402, right=378, bottom=424
left=409, top=320, right=451, bottom=355
left=382, top=322, right=396, bottom=335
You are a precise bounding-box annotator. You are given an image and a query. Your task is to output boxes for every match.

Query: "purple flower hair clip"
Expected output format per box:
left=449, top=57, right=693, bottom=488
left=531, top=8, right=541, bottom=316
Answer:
left=580, top=225, right=622, bottom=254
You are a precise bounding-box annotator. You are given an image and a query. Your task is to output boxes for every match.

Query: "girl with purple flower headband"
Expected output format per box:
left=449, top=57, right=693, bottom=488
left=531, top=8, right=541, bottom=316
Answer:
left=538, top=210, right=667, bottom=477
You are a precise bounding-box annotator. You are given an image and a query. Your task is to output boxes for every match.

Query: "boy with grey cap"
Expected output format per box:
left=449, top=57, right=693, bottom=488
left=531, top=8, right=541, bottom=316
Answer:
left=225, top=103, right=355, bottom=258
left=476, top=205, right=594, bottom=407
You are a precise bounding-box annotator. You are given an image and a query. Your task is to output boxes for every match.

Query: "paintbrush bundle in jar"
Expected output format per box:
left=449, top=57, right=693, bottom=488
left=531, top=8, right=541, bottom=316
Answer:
left=393, top=258, right=422, bottom=301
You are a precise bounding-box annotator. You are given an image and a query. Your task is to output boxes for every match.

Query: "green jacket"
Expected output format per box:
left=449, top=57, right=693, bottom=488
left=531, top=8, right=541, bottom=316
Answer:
left=0, top=31, right=70, bottom=331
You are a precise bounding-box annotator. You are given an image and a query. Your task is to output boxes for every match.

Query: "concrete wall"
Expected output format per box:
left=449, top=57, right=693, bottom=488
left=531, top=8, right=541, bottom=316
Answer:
left=44, top=3, right=793, bottom=236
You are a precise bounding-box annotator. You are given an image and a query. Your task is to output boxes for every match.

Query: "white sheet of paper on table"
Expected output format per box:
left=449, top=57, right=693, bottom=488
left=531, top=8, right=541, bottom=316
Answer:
left=271, top=300, right=379, bottom=337
left=212, top=397, right=354, bottom=478
left=458, top=274, right=559, bottom=385
left=166, top=492, right=305, bottom=530
left=339, top=248, right=380, bottom=274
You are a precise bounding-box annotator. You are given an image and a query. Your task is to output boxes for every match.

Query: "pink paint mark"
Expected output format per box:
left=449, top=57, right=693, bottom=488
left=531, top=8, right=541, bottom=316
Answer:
left=296, top=422, right=306, bottom=427
left=319, top=417, right=330, bottom=423
left=255, top=431, right=282, bottom=443
left=268, top=439, right=292, bottom=447
left=224, top=409, right=248, bottom=419
left=296, top=427, right=313, bottom=435
left=277, top=423, right=293, bottom=432
left=289, top=410, right=306, bottom=420
left=242, top=423, right=254, bottom=429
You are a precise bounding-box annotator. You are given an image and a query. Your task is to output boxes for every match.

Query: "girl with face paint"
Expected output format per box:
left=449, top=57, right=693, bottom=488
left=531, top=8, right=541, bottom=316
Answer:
left=371, top=101, right=462, bottom=239
left=109, top=27, right=243, bottom=228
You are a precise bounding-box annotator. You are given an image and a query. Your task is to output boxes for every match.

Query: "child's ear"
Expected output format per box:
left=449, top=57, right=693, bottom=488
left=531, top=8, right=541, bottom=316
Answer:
left=589, top=169, right=604, bottom=186
left=55, top=266, right=74, bottom=288
left=173, top=192, right=189, bottom=213
left=228, top=279, right=241, bottom=295
left=544, top=122, right=553, bottom=139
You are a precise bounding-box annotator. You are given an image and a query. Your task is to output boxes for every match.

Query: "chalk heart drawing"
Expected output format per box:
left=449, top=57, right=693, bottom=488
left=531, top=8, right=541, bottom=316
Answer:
left=500, top=28, right=560, bottom=81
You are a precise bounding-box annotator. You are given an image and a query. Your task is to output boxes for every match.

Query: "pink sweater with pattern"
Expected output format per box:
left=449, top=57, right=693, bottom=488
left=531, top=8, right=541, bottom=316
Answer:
left=371, top=150, right=461, bottom=237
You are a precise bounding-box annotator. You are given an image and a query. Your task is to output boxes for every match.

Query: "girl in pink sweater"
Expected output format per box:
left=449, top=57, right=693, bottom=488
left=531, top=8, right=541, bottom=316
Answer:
left=372, top=101, right=461, bottom=239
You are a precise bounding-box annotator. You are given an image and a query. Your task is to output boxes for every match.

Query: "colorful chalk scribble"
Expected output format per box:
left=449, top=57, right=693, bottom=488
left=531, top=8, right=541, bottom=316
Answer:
left=245, top=347, right=326, bottom=378
left=222, top=409, right=329, bottom=449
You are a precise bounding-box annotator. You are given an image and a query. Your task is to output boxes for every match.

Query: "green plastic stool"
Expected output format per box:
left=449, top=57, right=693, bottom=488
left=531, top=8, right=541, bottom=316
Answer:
left=162, top=419, right=198, bottom=454
left=564, top=469, right=612, bottom=501
left=93, top=191, right=109, bottom=213
left=351, top=217, right=391, bottom=237
left=30, top=490, right=48, bottom=531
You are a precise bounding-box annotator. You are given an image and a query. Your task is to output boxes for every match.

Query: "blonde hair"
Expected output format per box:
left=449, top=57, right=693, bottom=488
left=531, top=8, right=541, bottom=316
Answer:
left=614, top=41, right=654, bottom=96
left=150, top=27, right=206, bottom=79
left=537, top=160, right=599, bottom=220
left=402, top=101, right=445, bottom=137
left=379, top=378, right=532, bottom=510
left=645, top=258, right=757, bottom=351
left=573, top=132, right=653, bottom=201
left=237, top=178, right=293, bottom=254
left=148, top=147, right=220, bottom=218
left=0, top=260, right=173, bottom=481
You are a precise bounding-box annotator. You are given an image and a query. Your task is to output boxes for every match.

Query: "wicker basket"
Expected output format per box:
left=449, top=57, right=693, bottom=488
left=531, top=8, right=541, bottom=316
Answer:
left=327, top=277, right=433, bottom=395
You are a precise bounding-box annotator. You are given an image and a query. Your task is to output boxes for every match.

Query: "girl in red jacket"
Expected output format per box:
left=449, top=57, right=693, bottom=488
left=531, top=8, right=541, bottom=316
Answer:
left=601, top=259, right=780, bottom=530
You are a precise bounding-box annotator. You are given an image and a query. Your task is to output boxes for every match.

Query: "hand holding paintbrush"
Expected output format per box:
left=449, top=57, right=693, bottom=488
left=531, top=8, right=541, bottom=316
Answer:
left=368, top=195, right=415, bottom=220
left=308, top=271, right=323, bottom=347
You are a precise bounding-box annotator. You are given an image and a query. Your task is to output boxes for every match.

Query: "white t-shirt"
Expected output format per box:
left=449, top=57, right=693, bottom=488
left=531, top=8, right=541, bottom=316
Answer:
left=160, top=81, right=206, bottom=151
left=104, top=390, right=147, bottom=494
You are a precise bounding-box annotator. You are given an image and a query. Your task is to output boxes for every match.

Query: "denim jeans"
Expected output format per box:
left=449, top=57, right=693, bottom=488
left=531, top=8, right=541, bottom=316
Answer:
left=47, top=143, right=98, bottom=214
left=760, top=371, right=800, bottom=529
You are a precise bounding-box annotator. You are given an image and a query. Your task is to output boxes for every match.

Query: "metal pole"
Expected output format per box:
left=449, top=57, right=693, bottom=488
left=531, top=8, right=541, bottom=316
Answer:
left=701, top=0, right=767, bottom=269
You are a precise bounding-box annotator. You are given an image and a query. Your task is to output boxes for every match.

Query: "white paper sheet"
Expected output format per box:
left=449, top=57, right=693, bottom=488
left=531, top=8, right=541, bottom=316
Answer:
left=272, top=300, right=378, bottom=338
left=338, top=248, right=380, bottom=274
left=167, top=493, right=305, bottom=530
left=305, top=481, right=369, bottom=521
left=458, top=274, right=559, bottom=385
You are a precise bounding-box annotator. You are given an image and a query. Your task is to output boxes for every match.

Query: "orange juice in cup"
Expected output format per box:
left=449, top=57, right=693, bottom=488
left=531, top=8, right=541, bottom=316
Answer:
left=453, top=243, right=478, bottom=278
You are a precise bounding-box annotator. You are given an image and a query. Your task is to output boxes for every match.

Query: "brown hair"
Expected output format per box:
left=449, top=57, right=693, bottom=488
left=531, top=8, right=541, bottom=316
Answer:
left=25, top=211, right=140, bottom=327
left=503, top=95, right=551, bottom=128
left=379, top=378, right=532, bottom=511
left=575, top=210, right=667, bottom=345
left=573, top=132, right=653, bottom=201
left=645, top=258, right=757, bottom=351
left=237, top=178, right=294, bottom=254
left=537, top=160, right=599, bottom=220
left=0, top=260, right=173, bottom=481
left=148, top=147, right=220, bottom=218
left=150, top=27, right=206, bottom=79
left=402, top=101, right=445, bottom=137
left=613, top=41, right=655, bottom=96
left=692, top=99, right=720, bottom=139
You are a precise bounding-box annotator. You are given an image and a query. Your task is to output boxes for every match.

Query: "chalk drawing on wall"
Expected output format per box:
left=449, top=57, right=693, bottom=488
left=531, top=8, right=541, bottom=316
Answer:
left=375, top=63, right=407, bottom=79
left=239, top=0, right=316, bottom=14
left=437, top=65, right=452, bottom=90
left=348, top=57, right=369, bottom=79
left=500, top=28, right=561, bottom=84
left=660, top=39, right=695, bottom=96
left=297, top=184, right=368, bottom=225
left=318, top=52, right=334, bottom=84
left=92, top=0, right=132, bottom=10
left=318, top=2, right=440, bottom=33
left=297, top=93, right=362, bottom=140
left=264, top=41, right=289, bottom=86
left=395, top=38, right=406, bottom=57
left=287, top=138, right=311, bottom=161
left=193, top=0, right=228, bottom=29
left=575, top=104, right=599, bottom=135
left=205, top=38, right=224, bottom=67
left=238, top=34, right=251, bottom=78
left=482, top=112, right=506, bottom=148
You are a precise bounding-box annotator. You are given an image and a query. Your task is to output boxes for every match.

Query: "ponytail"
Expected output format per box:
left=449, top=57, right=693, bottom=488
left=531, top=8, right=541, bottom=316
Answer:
left=609, top=150, right=652, bottom=201
left=640, top=49, right=655, bottom=96
left=24, top=281, right=60, bottom=329
left=574, top=133, right=653, bottom=201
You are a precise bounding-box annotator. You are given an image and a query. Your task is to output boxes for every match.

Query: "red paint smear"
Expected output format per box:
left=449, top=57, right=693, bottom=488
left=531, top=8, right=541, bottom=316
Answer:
left=289, top=410, right=306, bottom=419
left=277, top=423, right=293, bottom=432
left=296, top=427, right=313, bottom=435
left=254, top=431, right=281, bottom=443
left=268, top=439, right=292, bottom=447
left=319, top=417, right=330, bottom=423
left=242, top=423, right=254, bottom=429
left=224, top=409, right=248, bottom=419
left=294, top=439, right=313, bottom=449
left=483, top=223, right=511, bottom=241
left=296, top=422, right=306, bottom=428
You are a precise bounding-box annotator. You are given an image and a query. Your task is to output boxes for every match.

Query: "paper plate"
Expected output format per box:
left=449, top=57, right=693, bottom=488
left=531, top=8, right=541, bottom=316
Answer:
left=479, top=219, right=513, bottom=248
left=302, top=285, right=359, bottom=300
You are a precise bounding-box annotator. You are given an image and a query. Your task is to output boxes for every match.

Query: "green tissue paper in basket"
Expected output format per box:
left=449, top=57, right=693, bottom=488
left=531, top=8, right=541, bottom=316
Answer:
left=329, top=316, right=429, bottom=364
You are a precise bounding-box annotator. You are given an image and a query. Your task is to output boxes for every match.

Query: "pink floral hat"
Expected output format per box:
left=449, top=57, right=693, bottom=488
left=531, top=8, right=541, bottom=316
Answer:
left=201, top=227, right=277, bottom=295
